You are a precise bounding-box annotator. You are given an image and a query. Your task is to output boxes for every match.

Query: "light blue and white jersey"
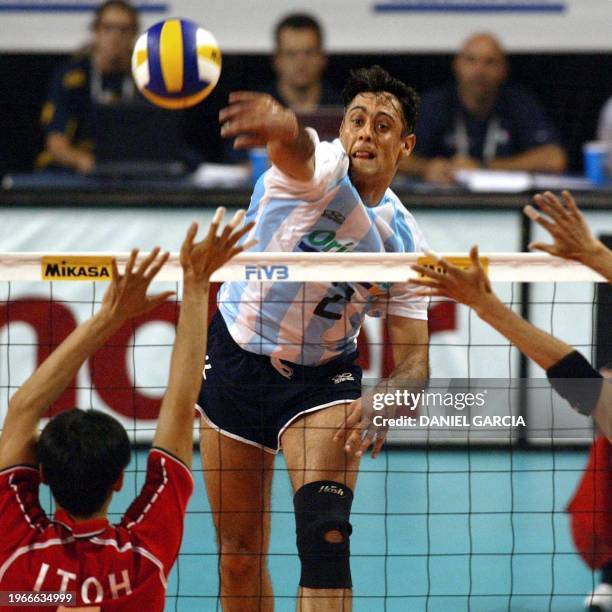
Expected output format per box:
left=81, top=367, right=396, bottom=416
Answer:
left=218, top=130, right=429, bottom=366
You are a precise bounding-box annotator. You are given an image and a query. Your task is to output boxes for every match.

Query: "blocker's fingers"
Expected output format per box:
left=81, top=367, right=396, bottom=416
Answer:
left=136, top=246, right=161, bottom=277
left=233, top=237, right=258, bottom=252
left=219, top=209, right=247, bottom=242
left=207, top=207, right=225, bottom=241
left=228, top=209, right=246, bottom=229
left=538, top=192, right=569, bottom=222
left=410, top=263, right=446, bottom=281
left=528, top=207, right=556, bottom=234
left=523, top=204, right=540, bottom=222
left=469, top=245, right=483, bottom=269
left=147, top=291, right=176, bottom=309
left=562, top=190, right=581, bottom=218
left=124, top=248, right=139, bottom=278
left=144, top=251, right=170, bottom=281
left=408, top=277, right=441, bottom=289
left=528, top=241, right=556, bottom=255
left=181, top=222, right=199, bottom=257
left=226, top=223, right=255, bottom=250
left=110, top=257, right=120, bottom=281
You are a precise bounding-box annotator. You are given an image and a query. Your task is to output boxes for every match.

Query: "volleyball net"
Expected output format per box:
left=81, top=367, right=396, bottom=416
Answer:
left=0, top=251, right=609, bottom=610
left=0, top=251, right=607, bottom=445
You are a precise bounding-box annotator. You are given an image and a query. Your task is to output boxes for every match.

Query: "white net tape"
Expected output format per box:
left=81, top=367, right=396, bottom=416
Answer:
left=0, top=252, right=605, bottom=282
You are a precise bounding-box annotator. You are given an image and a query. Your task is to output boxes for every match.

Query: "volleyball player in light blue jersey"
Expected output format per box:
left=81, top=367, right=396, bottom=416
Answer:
left=198, top=66, right=429, bottom=612
left=217, top=132, right=428, bottom=366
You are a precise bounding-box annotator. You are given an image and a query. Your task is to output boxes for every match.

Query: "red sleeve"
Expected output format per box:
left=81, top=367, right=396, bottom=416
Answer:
left=0, top=466, right=47, bottom=560
left=567, top=437, right=612, bottom=569
left=120, top=448, right=194, bottom=574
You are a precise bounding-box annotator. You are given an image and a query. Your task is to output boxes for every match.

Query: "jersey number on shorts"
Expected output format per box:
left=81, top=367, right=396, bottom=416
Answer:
left=314, top=283, right=355, bottom=320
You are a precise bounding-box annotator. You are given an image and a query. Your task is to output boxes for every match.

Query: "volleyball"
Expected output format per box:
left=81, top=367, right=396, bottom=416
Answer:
left=131, top=18, right=221, bottom=110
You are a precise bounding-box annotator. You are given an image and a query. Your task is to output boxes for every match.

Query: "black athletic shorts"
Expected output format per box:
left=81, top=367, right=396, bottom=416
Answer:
left=197, top=311, right=362, bottom=453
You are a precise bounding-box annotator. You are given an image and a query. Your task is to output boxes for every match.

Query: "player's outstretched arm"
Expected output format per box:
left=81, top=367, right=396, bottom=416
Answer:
left=409, top=247, right=610, bottom=440
left=0, top=249, right=173, bottom=470
left=219, top=91, right=315, bottom=182
left=524, top=190, right=612, bottom=282
left=152, top=209, right=255, bottom=468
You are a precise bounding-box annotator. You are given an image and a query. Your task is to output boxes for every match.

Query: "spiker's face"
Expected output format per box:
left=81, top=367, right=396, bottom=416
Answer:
left=340, top=92, right=414, bottom=183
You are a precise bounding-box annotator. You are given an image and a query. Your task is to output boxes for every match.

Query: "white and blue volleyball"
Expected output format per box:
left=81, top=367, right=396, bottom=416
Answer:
left=131, top=18, right=221, bottom=109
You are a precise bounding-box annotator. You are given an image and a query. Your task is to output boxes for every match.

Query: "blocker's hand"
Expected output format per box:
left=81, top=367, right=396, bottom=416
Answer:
left=408, top=246, right=495, bottom=314
left=219, top=91, right=299, bottom=149
left=524, top=190, right=604, bottom=264
left=334, top=391, right=389, bottom=459
left=180, top=207, right=255, bottom=286
left=102, top=248, right=174, bottom=321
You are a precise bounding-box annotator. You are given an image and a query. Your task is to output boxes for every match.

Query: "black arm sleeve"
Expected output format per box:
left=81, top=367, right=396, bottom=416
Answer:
left=545, top=351, right=603, bottom=417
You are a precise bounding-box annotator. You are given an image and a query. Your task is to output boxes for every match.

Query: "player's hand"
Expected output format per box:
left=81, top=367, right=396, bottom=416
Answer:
left=424, top=157, right=455, bottom=184
left=102, top=248, right=174, bottom=321
left=333, top=393, right=388, bottom=459
left=524, top=190, right=606, bottom=265
left=408, top=246, right=496, bottom=314
left=219, top=92, right=299, bottom=149
left=180, top=207, right=256, bottom=287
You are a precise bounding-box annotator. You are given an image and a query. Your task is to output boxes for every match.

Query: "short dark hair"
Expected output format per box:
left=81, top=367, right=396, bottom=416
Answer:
left=274, top=13, right=323, bottom=49
left=37, top=408, right=130, bottom=518
left=92, top=0, right=139, bottom=32
left=342, top=65, right=420, bottom=134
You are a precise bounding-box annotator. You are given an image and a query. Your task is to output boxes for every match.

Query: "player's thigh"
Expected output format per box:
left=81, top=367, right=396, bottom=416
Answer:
left=281, top=403, right=360, bottom=492
left=200, top=418, right=275, bottom=548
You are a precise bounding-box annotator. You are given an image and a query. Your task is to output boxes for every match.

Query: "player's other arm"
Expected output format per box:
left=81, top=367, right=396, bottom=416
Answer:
left=0, top=250, right=173, bottom=470
left=152, top=209, right=255, bottom=468
left=387, top=315, right=429, bottom=382
left=219, top=91, right=315, bottom=181
left=409, top=246, right=610, bottom=440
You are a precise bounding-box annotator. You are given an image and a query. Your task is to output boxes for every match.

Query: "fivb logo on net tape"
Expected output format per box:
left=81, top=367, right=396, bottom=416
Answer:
left=372, top=0, right=565, bottom=12
left=0, top=1, right=167, bottom=12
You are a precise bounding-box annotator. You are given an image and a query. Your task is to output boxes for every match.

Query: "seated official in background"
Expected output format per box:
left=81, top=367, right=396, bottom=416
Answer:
left=36, top=0, right=139, bottom=174
left=0, top=211, right=252, bottom=610
left=268, top=13, right=341, bottom=112
left=402, top=33, right=567, bottom=184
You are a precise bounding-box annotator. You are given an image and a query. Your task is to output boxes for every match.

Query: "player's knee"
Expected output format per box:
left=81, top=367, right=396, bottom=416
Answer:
left=294, top=480, right=354, bottom=589
left=219, top=536, right=265, bottom=582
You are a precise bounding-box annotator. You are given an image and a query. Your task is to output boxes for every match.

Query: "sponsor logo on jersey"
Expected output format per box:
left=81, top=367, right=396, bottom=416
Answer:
left=322, top=209, right=346, bottom=225
left=332, top=372, right=355, bottom=384
left=41, top=256, right=112, bottom=281
left=297, top=230, right=354, bottom=253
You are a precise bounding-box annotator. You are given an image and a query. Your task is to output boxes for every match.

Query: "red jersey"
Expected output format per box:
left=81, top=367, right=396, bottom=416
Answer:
left=0, top=448, right=193, bottom=611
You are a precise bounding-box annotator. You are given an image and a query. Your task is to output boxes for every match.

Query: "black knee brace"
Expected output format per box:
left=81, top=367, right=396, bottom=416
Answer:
left=293, top=480, right=354, bottom=589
